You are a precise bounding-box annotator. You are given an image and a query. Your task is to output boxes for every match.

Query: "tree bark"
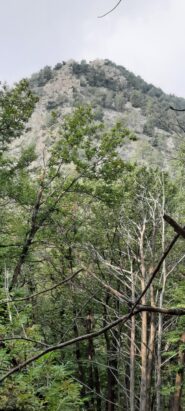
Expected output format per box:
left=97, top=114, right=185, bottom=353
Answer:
left=146, top=286, right=156, bottom=411
left=156, top=197, right=166, bottom=411
left=139, top=222, right=148, bottom=411
left=73, top=313, right=86, bottom=398
left=130, top=265, right=136, bottom=411
left=140, top=309, right=148, bottom=411
left=171, top=333, right=185, bottom=411
left=86, top=311, right=101, bottom=411
left=104, top=295, right=118, bottom=411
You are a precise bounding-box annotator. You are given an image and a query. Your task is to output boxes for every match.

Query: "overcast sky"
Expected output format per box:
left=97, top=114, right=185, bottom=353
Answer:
left=1, top=0, right=185, bottom=97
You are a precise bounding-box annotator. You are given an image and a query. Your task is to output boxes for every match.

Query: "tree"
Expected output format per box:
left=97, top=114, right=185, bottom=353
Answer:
left=0, top=105, right=134, bottom=408
left=1, top=81, right=185, bottom=410
left=0, top=79, right=37, bottom=151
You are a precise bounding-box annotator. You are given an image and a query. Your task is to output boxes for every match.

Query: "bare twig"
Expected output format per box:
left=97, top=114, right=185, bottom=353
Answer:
left=87, top=269, right=131, bottom=304
left=1, top=269, right=83, bottom=305
left=0, top=336, right=49, bottom=347
left=169, top=106, right=185, bottom=112
left=98, top=0, right=122, bottom=18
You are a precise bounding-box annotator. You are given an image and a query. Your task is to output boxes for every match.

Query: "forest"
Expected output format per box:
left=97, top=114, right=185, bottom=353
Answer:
left=0, top=79, right=185, bottom=411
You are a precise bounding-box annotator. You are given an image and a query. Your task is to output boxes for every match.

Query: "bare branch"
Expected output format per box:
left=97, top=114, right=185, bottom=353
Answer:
left=164, top=214, right=185, bottom=239
left=98, top=0, right=122, bottom=18
left=131, top=226, right=181, bottom=311
left=87, top=269, right=131, bottom=304
left=0, top=336, right=49, bottom=347
left=1, top=305, right=185, bottom=383
left=2, top=269, right=83, bottom=305
left=169, top=106, right=185, bottom=112
left=0, top=244, right=22, bottom=248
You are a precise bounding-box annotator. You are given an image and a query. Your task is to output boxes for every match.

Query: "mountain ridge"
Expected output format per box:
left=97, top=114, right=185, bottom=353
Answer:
left=12, top=59, right=185, bottom=169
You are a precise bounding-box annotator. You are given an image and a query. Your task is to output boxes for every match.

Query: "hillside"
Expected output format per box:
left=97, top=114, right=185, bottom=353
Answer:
left=13, top=59, right=185, bottom=168
left=2, top=61, right=185, bottom=410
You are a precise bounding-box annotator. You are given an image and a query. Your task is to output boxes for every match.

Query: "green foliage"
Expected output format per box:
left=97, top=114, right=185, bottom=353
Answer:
left=0, top=88, right=185, bottom=410
left=30, top=66, right=53, bottom=88
left=54, top=62, right=63, bottom=71
left=0, top=80, right=38, bottom=151
left=130, top=90, right=143, bottom=108
left=72, top=62, right=118, bottom=90
left=16, top=145, right=37, bottom=169
left=49, top=106, right=131, bottom=182
left=143, top=117, right=155, bottom=137
left=71, top=59, right=185, bottom=139
left=0, top=361, right=84, bottom=410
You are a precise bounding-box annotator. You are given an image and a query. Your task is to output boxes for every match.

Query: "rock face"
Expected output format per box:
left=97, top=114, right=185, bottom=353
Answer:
left=12, top=59, right=185, bottom=169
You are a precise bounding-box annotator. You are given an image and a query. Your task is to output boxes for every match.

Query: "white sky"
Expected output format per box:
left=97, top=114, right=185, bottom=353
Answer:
left=1, top=0, right=185, bottom=97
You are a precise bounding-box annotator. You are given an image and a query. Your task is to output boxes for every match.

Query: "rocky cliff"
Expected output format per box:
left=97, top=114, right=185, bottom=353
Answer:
left=12, top=59, right=185, bottom=169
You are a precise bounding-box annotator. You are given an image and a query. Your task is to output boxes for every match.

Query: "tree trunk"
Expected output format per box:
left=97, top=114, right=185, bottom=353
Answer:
left=86, top=312, right=95, bottom=410
left=73, top=312, right=86, bottom=398
left=156, top=199, right=166, bottom=411
left=93, top=360, right=101, bottom=411
left=130, top=266, right=136, bottom=411
left=86, top=311, right=101, bottom=410
left=140, top=310, right=148, bottom=411
left=139, top=222, right=148, bottom=411
left=146, top=286, right=156, bottom=411
left=156, top=309, right=163, bottom=411
left=104, top=295, right=118, bottom=411
left=172, top=333, right=185, bottom=411
left=107, top=341, right=118, bottom=411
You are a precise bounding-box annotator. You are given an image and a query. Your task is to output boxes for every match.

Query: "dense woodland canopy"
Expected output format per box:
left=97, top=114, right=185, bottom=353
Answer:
left=0, top=78, right=185, bottom=411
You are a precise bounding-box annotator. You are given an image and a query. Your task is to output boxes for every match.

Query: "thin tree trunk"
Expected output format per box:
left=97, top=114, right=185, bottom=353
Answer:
left=140, top=309, right=148, bottom=411
left=73, top=313, right=86, bottom=398
left=139, top=222, right=148, bottom=411
left=156, top=304, right=163, bottom=411
left=130, top=264, right=136, bottom=411
left=104, top=294, right=118, bottom=411
left=93, top=361, right=101, bottom=411
left=86, top=312, right=95, bottom=410
left=171, top=333, right=185, bottom=411
left=86, top=311, right=101, bottom=410
left=146, top=286, right=156, bottom=411
left=146, top=235, right=156, bottom=410
left=156, top=189, right=166, bottom=411
left=107, top=338, right=118, bottom=411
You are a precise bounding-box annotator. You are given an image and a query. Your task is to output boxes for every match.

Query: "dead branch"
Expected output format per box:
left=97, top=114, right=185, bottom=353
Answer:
left=131, top=227, right=180, bottom=311
left=98, top=0, right=122, bottom=18
left=169, top=106, right=185, bottom=112
left=87, top=269, right=131, bottom=304
left=2, top=269, right=83, bottom=305
left=163, top=214, right=185, bottom=239
left=0, top=336, right=49, bottom=347
left=1, top=305, right=185, bottom=383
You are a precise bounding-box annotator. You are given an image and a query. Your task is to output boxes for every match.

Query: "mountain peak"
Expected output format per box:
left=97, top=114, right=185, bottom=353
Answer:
left=12, top=59, right=185, bottom=169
